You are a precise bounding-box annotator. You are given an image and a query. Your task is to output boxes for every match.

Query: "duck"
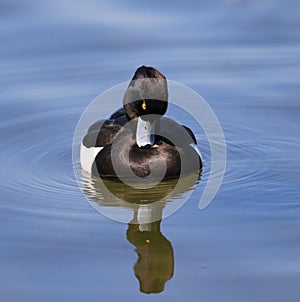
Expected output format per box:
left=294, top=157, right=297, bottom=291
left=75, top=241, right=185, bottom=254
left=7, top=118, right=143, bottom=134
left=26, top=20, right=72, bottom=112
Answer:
left=80, top=66, right=202, bottom=181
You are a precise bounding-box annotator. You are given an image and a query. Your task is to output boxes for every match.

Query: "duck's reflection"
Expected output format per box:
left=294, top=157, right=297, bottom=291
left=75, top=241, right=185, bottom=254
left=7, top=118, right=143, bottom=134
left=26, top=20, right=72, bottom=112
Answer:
left=127, top=220, right=174, bottom=294
left=81, top=171, right=200, bottom=294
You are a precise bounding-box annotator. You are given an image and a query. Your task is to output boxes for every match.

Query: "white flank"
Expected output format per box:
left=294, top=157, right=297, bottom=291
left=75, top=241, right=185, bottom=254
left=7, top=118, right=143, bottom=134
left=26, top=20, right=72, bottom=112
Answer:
left=80, top=143, right=103, bottom=173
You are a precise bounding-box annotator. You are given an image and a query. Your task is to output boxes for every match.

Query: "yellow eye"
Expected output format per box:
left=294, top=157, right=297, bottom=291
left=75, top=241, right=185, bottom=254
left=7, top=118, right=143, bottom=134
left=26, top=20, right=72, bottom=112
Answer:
left=142, top=101, right=146, bottom=110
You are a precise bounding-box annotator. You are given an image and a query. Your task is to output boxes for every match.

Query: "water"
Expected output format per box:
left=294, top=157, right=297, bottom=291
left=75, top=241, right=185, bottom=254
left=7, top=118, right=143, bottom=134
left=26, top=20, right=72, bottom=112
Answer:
left=1, top=0, right=300, bottom=301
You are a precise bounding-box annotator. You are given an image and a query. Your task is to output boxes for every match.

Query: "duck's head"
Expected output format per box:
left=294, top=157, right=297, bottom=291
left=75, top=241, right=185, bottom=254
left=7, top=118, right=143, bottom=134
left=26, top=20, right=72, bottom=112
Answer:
left=123, top=66, right=168, bottom=148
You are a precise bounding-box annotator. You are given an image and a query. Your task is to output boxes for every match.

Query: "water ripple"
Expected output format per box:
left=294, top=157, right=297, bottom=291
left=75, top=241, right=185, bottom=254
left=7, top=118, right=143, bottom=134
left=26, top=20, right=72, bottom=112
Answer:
left=0, top=108, right=83, bottom=214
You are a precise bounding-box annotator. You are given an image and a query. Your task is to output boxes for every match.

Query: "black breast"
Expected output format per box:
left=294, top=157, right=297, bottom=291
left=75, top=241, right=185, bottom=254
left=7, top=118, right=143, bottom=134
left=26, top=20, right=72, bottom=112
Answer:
left=92, top=119, right=202, bottom=180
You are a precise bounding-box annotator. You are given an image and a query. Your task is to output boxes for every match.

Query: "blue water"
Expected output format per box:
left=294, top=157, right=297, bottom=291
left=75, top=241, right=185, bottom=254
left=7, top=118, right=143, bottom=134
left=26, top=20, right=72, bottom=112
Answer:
left=1, top=0, right=300, bottom=301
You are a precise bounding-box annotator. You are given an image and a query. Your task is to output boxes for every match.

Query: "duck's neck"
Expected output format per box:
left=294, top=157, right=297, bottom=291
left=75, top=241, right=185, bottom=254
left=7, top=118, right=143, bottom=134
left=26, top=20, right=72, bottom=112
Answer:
left=136, top=117, right=156, bottom=148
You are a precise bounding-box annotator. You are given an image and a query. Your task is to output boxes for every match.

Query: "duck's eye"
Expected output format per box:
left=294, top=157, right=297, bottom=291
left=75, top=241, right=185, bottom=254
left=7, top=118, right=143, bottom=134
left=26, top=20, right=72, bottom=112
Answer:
left=142, top=101, right=146, bottom=110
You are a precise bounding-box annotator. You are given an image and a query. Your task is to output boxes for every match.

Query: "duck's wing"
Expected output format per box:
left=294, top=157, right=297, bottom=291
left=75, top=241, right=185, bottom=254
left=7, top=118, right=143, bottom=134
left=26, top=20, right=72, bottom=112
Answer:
left=181, top=125, right=197, bottom=144
left=81, top=117, right=124, bottom=174
left=85, top=108, right=128, bottom=147
left=156, top=117, right=197, bottom=146
left=110, top=107, right=126, bottom=119
left=83, top=124, right=122, bottom=148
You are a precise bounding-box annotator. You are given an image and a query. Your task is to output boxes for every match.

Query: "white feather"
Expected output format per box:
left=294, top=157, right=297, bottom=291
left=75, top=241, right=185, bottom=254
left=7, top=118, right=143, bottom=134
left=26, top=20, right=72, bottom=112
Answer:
left=80, top=143, right=103, bottom=174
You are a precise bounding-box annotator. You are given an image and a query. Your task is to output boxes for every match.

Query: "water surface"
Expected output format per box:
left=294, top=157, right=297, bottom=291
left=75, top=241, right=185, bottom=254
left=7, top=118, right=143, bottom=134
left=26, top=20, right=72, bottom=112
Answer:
left=1, top=0, right=300, bottom=301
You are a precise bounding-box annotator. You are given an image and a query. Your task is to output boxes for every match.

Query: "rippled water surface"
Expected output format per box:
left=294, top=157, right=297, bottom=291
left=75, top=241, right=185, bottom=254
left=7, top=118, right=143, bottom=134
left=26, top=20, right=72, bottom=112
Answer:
left=1, top=1, right=300, bottom=301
